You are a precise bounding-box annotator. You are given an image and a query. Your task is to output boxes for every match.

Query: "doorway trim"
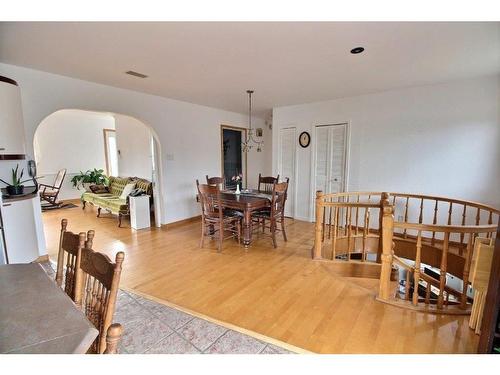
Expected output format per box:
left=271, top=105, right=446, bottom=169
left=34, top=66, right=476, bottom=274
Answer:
left=102, top=128, right=116, bottom=176
left=220, top=124, right=248, bottom=188
left=34, top=109, right=165, bottom=228
left=277, top=126, right=298, bottom=220
left=308, top=121, right=351, bottom=222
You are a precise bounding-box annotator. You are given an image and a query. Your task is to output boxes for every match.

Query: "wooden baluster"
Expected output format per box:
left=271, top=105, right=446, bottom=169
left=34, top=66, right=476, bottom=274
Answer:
left=331, top=206, right=338, bottom=260
left=355, top=195, right=360, bottom=236
left=344, top=195, right=350, bottom=232
left=437, top=232, right=449, bottom=309
left=431, top=200, right=438, bottom=245
left=418, top=198, right=424, bottom=224
left=403, top=196, right=409, bottom=238
left=362, top=207, right=369, bottom=262
left=460, top=204, right=467, bottom=245
left=447, top=202, right=453, bottom=225
left=486, top=211, right=493, bottom=239
left=405, top=270, right=411, bottom=301
left=327, top=201, right=332, bottom=240
left=475, top=207, right=481, bottom=226
left=347, top=206, right=352, bottom=261
left=313, top=191, right=324, bottom=260
left=425, top=282, right=431, bottom=304
left=460, top=234, right=475, bottom=310
left=412, top=231, right=422, bottom=306
left=378, top=202, right=394, bottom=301
left=322, top=202, right=326, bottom=242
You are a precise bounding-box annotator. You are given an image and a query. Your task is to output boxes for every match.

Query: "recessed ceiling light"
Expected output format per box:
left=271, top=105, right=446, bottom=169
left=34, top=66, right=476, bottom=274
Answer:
left=350, top=47, right=365, bottom=54
left=125, top=70, right=148, bottom=78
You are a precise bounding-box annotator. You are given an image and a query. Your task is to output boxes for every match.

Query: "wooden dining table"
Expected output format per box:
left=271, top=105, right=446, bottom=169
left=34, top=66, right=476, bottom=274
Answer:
left=0, top=263, right=98, bottom=354
left=218, top=189, right=271, bottom=248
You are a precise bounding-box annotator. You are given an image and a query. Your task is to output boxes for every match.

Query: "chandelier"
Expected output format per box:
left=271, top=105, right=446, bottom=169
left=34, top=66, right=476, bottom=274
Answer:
left=242, top=90, right=263, bottom=153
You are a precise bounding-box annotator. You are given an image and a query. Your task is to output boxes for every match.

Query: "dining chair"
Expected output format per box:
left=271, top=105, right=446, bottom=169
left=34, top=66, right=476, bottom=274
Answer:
left=103, top=323, right=123, bottom=354
left=74, top=248, right=125, bottom=354
left=206, top=175, right=225, bottom=190
left=252, top=181, right=288, bottom=248
left=258, top=173, right=279, bottom=193
left=55, top=219, right=95, bottom=301
left=197, top=180, right=241, bottom=252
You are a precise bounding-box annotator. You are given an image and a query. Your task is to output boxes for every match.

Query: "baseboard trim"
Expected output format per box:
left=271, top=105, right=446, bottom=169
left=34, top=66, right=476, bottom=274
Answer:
left=120, top=286, right=313, bottom=354
left=163, top=215, right=201, bottom=229
left=34, top=254, right=50, bottom=263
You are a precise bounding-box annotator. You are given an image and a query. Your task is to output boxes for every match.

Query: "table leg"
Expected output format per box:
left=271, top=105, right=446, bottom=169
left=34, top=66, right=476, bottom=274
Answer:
left=243, top=209, right=252, bottom=248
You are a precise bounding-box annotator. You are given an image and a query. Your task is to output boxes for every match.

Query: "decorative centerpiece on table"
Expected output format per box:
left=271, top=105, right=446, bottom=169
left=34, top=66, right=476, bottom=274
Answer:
left=231, top=174, right=243, bottom=194
left=0, top=164, right=33, bottom=196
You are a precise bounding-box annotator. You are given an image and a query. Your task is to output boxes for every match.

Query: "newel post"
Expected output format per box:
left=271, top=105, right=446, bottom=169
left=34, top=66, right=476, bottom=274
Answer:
left=378, top=199, right=394, bottom=301
left=313, top=190, right=324, bottom=260
left=377, top=192, right=390, bottom=263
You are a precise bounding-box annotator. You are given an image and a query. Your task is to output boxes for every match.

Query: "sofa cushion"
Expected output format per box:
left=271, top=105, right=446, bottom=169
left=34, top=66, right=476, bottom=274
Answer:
left=108, top=177, right=132, bottom=197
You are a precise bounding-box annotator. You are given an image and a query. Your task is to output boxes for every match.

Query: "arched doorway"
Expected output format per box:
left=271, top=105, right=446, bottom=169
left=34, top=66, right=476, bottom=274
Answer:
left=33, top=109, right=163, bottom=227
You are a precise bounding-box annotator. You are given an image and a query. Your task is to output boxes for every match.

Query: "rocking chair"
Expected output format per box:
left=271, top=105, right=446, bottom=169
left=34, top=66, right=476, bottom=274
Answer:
left=39, top=168, right=66, bottom=210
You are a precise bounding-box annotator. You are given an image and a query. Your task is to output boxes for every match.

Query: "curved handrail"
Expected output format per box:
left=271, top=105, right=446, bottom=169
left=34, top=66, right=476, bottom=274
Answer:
left=393, top=222, right=497, bottom=233
left=318, top=191, right=499, bottom=216
left=314, top=190, right=499, bottom=314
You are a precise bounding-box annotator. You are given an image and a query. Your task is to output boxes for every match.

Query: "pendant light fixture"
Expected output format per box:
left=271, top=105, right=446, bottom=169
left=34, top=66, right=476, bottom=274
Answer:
left=242, top=90, right=263, bottom=153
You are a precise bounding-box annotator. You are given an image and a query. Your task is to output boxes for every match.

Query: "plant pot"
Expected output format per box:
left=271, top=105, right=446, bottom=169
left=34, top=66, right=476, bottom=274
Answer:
left=6, top=185, right=24, bottom=195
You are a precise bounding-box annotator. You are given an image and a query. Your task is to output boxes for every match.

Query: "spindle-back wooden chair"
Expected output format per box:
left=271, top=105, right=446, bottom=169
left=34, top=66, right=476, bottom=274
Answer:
left=74, top=248, right=125, bottom=354
left=206, top=175, right=225, bottom=190
left=252, top=181, right=289, bottom=248
left=55, top=219, right=95, bottom=301
left=197, top=180, right=241, bottom=252
left=258, top=173, right=279, bottom=193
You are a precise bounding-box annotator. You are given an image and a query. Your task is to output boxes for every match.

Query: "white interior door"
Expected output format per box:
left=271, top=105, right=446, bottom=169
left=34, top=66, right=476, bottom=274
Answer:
left=313, top=124, right=347, bottom=215
left=278, top=127, right=296, bottom=218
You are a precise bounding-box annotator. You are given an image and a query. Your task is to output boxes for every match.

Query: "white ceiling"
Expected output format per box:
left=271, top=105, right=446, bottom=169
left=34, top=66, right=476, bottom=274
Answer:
left=0, top=22, right=498, bottom=116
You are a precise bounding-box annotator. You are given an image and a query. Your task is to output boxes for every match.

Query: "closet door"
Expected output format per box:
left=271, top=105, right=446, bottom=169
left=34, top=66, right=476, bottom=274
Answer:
left=314, top=123, right=347, bottom=207
left=278, top=127, right=296, bottom=217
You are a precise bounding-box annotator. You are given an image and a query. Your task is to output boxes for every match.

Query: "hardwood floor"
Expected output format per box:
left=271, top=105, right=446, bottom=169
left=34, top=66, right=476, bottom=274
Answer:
left=42, top=203, right=479, bottom=353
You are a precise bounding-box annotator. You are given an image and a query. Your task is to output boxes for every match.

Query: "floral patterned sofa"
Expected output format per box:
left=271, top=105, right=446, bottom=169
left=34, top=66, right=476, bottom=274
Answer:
left=81, top=176, right=153, bottom=227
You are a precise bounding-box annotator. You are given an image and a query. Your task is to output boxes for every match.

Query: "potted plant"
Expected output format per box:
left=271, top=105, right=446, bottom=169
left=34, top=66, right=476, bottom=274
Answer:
left=0, top=164, right=33, bottom=195
left=70, top=168, right=109, bottom=191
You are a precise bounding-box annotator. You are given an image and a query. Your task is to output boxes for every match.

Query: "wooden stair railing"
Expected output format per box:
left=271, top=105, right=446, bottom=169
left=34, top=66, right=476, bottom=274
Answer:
left=313, top=191, right=499, bottom=315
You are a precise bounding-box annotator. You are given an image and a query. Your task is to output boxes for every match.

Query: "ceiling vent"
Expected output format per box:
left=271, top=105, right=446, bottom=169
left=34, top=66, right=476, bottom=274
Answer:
left=125, top=70, right=148, bottom=78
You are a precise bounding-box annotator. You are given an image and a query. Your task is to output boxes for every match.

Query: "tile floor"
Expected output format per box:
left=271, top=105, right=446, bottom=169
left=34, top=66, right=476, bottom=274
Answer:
left=40, top=261, right=293, bottom=354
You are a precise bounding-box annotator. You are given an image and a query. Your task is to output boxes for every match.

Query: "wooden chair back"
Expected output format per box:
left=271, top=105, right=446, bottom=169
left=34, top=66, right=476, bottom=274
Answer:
left=258, top=173, right=279, bottom=193
left=271, top=181, right=288, bottom=217
left=206, top=175, right=225, bottom=190
left=74, top=249, right=125, bottom=354
left=197, top=180, right=223, bottom=221
left=55, top=219, right=94, bottom=301
left=53, top=168, right=67, bottom=190
left=104, top=323, right=123, bottom=354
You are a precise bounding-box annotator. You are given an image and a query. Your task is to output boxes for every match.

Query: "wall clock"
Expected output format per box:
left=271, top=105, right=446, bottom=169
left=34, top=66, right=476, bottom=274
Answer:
left=299, top=131, right=311, bottom=148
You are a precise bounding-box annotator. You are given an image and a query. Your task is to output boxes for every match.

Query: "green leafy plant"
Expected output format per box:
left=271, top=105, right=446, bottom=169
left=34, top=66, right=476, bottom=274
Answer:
left=0, top=164, right=32, bottom=187
left=70, top=168, right=109, bottom=189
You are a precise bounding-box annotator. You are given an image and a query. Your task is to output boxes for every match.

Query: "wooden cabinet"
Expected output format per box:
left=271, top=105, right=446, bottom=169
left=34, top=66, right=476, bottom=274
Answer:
left=0, top=77, right=26, bottom=157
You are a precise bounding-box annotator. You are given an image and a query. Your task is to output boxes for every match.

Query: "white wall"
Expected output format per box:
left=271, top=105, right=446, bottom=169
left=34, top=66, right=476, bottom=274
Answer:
left=34, top=110, right=115, bottom=200
left=0, top=63, right=272, bottom=224
left=272, top=75, right=500, bottom=221
left=114, top=114, right=152, bottom=180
